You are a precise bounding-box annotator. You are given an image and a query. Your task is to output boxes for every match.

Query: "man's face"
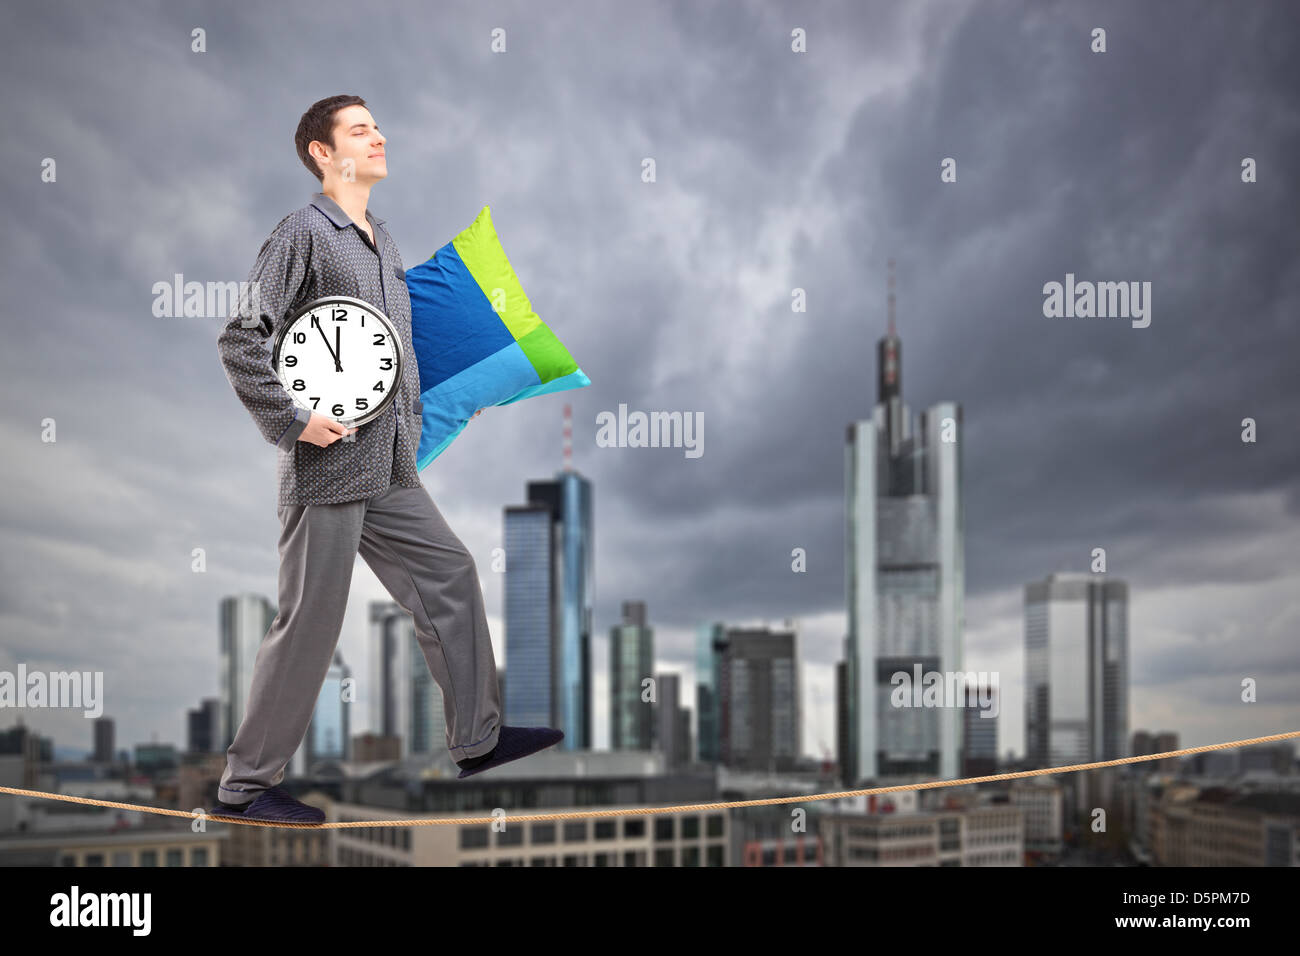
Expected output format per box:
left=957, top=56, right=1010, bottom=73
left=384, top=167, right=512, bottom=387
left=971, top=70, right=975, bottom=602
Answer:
left=318, top=104, right=387, bottom=184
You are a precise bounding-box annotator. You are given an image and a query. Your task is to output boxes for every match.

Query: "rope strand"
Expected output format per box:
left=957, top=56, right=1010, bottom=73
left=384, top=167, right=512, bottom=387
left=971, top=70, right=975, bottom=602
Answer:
left=2, top=729, right=1295, bottom=830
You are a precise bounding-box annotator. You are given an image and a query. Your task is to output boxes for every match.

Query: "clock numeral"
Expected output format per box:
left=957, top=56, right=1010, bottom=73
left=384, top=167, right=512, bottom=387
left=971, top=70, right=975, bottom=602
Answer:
left=309, top=396, right=320, bottom=409
left=373, top=333, right=387, bottom=346
left=379, top=357, right=392, bottom=370
left=292, top=379, right=305, bottom=391
left=372, top=380, right=385, bottom=392
left=293, top=331, right=306, bottom=344
left=332, top=403, right=345, bottom=417
left=284, top=354, right=297, bottom=367
left=356, top=398, right=369, bottom=411
left=332, top=307, right=347, bottom=321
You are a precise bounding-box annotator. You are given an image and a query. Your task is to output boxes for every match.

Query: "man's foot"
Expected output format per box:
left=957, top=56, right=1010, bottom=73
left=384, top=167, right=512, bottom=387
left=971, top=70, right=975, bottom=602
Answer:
left=208, top=785, right=325, bottom=824
left=456, top=726, right=564, bottom=778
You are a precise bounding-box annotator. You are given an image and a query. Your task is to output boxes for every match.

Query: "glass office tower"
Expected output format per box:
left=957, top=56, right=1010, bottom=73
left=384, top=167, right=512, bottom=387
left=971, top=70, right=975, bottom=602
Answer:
left=218, top=593, right=276, bottom=752
left=1024, top=572, right=1129, bottom=767
left=504, top=469, right=594, bottom=749
left=610, top=600, right=653, bottom=750
left=846, top=322, right=965, bottom=783
left=369, top=601, right=445, bottom=758
left=291, top=648, right=351, bottom=774
left=695, top=622, right=726, bottom=762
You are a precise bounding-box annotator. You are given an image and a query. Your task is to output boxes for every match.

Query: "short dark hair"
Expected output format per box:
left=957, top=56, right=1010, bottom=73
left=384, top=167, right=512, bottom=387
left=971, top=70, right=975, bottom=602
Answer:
left=295, top=94, right=367, bottom=182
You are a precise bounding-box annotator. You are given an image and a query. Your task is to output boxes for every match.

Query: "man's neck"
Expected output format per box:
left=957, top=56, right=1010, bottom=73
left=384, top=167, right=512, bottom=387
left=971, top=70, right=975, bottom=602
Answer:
left=320, top=181, right=373, bottom=230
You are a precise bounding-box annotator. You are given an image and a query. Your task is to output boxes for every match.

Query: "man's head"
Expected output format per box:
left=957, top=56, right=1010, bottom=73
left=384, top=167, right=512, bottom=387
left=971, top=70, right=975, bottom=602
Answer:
left=295, top=95, right=387, bottom=186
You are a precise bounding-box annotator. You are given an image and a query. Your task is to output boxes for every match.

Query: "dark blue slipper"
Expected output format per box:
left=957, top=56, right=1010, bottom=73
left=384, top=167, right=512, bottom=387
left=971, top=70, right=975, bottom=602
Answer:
left=208, top=785, right=324, bottom=824
left=457, top=725, right=564, bottom=778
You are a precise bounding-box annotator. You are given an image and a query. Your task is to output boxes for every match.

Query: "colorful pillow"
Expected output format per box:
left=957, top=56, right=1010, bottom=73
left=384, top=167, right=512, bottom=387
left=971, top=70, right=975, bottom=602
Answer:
left=405, top=205, right=591, bottom=469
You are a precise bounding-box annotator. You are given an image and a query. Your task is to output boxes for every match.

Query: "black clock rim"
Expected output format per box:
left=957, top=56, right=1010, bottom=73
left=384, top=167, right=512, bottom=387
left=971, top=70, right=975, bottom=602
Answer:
left=269, top=294, right=407, bottom=429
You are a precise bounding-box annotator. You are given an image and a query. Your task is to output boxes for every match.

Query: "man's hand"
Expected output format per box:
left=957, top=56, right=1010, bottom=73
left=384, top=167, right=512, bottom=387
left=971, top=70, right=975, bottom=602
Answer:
left=300, top=412, right=359, bottom=447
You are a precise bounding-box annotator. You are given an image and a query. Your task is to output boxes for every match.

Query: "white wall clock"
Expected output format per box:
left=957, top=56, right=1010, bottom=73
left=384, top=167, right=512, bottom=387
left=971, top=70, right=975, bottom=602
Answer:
left=270, top=295, right=406, bottom=428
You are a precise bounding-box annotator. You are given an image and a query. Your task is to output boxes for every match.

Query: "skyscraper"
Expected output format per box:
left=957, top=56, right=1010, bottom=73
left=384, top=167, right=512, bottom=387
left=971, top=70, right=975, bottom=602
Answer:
left=370, top=601, right=446, bottom=758
left=301, top=648, right=351, bottom=770
left=718, top=624, right=800, bottom=773
left=962, top=684, right=998, bottom=777
left=186, top=699, right=221, bottom=754
left=845, top=311, right=965, bottom=783
left=610, top=600, right=653, bottom=750
left=504, top=470, right=594, bottom=749
left=695, top=622, right=726, bottom=763
left=653, top=672, right=692, bottom=769
left=218, top=594, right=276, bottom=752
left=92, top=717, right=115, bottom=763
left=1024, top=572, right=1129, bottom=767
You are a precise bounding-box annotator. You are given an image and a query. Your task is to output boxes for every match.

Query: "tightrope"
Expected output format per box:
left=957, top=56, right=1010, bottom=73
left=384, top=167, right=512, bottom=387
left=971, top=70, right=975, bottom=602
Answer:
left=2, top=730, right=1295, bottom=829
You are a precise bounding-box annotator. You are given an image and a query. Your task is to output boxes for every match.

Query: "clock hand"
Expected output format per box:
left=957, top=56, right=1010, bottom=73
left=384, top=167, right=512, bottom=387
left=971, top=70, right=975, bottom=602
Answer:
left=312, top=315, right=341, bottom=372
left=335, top=326, right=342, bottom=372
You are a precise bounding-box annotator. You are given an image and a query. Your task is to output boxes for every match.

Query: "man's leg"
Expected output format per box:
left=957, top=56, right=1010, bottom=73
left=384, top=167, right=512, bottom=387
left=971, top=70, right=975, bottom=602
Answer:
left=357, top=482, right=502, bottom=762
left=218, top=497, right=366, bottom=805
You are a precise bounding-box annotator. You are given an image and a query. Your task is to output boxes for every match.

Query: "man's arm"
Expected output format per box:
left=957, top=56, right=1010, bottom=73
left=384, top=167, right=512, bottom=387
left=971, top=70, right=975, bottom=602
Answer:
left=217, top=236, right=312, bottom=450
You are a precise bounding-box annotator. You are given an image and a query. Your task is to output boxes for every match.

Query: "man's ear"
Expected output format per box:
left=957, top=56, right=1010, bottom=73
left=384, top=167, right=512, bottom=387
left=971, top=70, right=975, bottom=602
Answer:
left=310, top=140, right=330, bottom=176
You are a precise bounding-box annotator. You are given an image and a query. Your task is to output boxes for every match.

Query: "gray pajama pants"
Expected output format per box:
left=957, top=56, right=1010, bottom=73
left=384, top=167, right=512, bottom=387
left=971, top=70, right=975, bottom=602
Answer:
left=218, top=481, right=502, bottom=805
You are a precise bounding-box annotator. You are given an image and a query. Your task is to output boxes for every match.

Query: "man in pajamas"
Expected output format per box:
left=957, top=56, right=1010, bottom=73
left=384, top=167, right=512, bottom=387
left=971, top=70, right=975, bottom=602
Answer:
left=213, top=95, right=560, bottom=824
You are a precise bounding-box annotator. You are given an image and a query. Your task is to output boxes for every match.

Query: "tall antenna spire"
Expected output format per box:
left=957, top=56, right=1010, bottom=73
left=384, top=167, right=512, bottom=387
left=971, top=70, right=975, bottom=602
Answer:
left=562, top=402, right=573, bottom=472
left=878, top=259, right=901, bottom=404
left=887, top=257, right=896, bottom=337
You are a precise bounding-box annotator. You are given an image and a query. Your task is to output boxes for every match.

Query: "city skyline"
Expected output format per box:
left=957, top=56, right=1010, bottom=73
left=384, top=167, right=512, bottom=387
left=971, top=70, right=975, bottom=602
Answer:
left=2, top=1, right=1297, bottom=763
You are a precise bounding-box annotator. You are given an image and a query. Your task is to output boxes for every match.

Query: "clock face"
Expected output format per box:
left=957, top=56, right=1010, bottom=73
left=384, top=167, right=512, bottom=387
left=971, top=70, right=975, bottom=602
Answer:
left=271, top=295, right=405, bottom=428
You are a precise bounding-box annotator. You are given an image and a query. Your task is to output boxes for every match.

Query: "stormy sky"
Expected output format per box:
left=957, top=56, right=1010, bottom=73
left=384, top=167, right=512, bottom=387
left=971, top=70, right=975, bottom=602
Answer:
left=2, top=0, right=1297, bottom=768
